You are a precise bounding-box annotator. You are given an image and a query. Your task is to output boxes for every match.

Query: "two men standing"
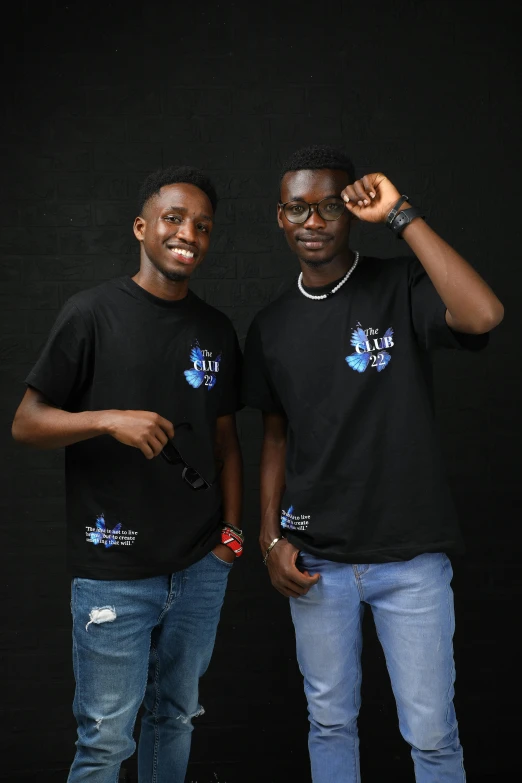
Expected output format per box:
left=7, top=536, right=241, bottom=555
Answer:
left=13, top=146, right=503, bottom=782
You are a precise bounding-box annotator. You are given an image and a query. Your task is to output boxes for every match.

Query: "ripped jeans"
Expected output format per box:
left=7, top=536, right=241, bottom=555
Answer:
left=68, top=551, right=232, bottom=783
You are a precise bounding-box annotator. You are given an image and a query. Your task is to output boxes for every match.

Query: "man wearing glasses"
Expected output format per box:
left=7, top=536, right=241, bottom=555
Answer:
left=12, top=166, right=243, bottom=782
left=242, top=145, right=503, bottom=782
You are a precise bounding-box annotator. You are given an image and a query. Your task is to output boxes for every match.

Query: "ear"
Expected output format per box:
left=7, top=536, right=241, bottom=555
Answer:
left=277, top=203, right=284, bottom=229
left=133, top=215, right=146, bottom=241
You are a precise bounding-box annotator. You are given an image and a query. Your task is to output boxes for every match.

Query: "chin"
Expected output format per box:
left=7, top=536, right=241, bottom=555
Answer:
left=152, top=259, right=192, bottom=283
left=301, top=255, right=334, bottom=269
left=163, top=268, right=191, bottom=282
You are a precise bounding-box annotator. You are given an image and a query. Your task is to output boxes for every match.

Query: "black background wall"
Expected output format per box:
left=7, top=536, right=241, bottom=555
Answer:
left=1, top=1, right=520, bottom=781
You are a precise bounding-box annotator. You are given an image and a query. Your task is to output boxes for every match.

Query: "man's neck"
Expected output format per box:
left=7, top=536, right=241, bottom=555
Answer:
left=132, top=266, right=189, bottom=302
left=299, top=250, right=355, bottom=288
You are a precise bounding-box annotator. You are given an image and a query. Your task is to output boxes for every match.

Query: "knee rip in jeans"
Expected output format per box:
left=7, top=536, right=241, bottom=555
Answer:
left=85, top=606, right=117, bottom=631
left=176, top=705, right=205, bottom=724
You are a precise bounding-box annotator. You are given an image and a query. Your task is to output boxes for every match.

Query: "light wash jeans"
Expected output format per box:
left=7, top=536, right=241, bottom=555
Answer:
left=67, top=551, right=232, bottom=783
left=290, top=552, right=465, bottom=783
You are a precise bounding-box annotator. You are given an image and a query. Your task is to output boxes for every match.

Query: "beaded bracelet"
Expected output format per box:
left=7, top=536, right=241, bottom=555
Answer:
left=221, top=525, right=244, bottom=557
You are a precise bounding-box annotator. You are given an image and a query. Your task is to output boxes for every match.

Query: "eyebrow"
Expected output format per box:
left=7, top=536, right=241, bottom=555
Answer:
left=285, top=193, right=341, bottom=202
left=165, top=205, right=213, bottom=222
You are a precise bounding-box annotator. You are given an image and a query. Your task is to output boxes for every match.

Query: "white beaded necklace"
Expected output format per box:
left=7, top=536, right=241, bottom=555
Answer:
left=297, top=252, right=360, bottom=300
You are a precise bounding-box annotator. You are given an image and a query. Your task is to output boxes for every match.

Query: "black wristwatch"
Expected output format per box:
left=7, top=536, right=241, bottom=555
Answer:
left=389, top=206, right=424, bottom=238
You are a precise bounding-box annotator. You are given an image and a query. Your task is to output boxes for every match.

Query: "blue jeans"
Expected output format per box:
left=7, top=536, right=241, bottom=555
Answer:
left=290, top=552, right=465, bottom=783
left=67, top=551, right=232, bottom=783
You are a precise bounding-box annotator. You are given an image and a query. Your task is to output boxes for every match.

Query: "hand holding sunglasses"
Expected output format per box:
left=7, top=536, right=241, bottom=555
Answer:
left=160, top=422, right=222, bottom=491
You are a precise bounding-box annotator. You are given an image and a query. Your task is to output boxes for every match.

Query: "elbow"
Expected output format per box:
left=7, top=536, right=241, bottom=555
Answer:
left=475, top=302, right=505, bottom=334
left=11, top=411, right=35, bottom=445
left=11, top=415, right=27, bottom=444
left=491, top=301, right=505, bottom=330
left=454, top=302, right=505, bottom=335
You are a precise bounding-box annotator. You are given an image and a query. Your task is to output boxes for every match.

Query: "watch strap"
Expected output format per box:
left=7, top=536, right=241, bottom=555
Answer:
left=385, top=195, right=409, bottom=226
left=389, top=206, right=424, bottom=237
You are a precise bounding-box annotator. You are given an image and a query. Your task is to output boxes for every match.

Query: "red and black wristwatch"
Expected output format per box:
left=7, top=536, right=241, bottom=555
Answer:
left=221, top=523, right=244, bottom=557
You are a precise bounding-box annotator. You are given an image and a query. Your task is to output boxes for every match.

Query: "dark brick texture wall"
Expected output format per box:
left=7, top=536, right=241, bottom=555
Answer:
left=1, top=1, right=520, bottom=781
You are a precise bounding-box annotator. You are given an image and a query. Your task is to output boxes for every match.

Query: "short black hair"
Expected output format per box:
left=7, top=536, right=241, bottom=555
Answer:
left=137, top=165, right=218, bottom=215
left=280, top=144, right=355, bottom=183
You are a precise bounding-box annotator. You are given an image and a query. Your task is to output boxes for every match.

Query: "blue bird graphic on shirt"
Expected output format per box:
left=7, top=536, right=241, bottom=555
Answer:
left=184, top=343, right=221, bottom=390
left=345, top=326, right=393, bottom=373
left=89, top=514, right=122, bottom=548
left=281, top=505, right=295, bottom=529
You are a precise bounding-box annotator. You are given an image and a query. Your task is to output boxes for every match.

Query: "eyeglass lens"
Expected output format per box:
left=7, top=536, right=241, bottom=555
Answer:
left=283, top=197, right=345, bottom=224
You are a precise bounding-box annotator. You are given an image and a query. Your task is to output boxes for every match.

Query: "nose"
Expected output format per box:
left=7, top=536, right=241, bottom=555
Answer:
left=176, top=219, right=198, bottom=245
left=303, top=205, right=326, bottom=229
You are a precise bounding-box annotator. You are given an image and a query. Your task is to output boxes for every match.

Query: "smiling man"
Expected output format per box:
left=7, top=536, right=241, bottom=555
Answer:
left=242, top=145, right=504, bottom=782
left=12, top=166, right=243, bottom=783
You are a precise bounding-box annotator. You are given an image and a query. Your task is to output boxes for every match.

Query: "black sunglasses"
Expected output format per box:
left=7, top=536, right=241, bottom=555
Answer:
left=161, top=422, right=221, bottom=491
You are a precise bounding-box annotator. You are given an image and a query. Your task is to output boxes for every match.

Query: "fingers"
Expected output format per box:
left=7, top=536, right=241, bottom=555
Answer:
left=292, top=569, right=320, bottom=588
left=153, top=427, right=169, bottom=449
left=361, top=174, right=376, bottom=200
left=266, top=540, right=321, bottom=597
left=144, top=435, right=166, bottom=459
left=144, top=415, right=173, bottom=457
left=276, top=585, right=304, bottom=598
left=268, top=561, right=320, bottom=597
left=140, top=442, right=155, bottom=459
left=273, top=576, right=318, bottom=598
left=342, top=177, right=376, bottom=207
left=156, top=415, right=175, bottom=440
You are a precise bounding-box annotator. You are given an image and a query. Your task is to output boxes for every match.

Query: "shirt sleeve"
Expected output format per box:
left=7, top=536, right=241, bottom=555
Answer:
left=216, top=325, right=243, bottom=417
left=25, top=299, right=92, bottom=408
left=408, top=259, right=489, bottom=352
left=241, top=317, right=285, bottom=413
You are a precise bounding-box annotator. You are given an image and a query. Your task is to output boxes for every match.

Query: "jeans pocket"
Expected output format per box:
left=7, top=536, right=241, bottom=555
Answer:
left=209, top=550, right=234, bottom=568
left=298, top=550, right=314, bottom=568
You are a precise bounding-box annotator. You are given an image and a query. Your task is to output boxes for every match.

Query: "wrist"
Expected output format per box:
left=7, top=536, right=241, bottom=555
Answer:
left=398, top=213, right=423, bottom=238
left=383, top=194, right=410, bottom=225
left=262, top=535, right=284, bottom=565
left=259, top=529, right=282, bottom=553
left=385, top=195, right=425, bottom=238
left=221, top=524, right=244, bottom=557
left=94, top=410, right=117, bottom=437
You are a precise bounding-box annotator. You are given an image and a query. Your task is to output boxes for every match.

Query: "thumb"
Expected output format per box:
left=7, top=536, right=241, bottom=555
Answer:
left=302, top=570, right=321, bottom=582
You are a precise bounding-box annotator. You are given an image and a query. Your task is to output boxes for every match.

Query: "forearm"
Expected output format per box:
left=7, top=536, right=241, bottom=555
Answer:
left=215, top=414, right=242, bottom=528
left=12, top=402, right=110, bottom=449
left=257, top=416, right=318, bottom=596
left=259, top=431, right=287, bottom=552
left=342, top=175, right=504, bottom=334
left=402, top=216, right=504, bottom=333
left=218, top=438, right=243, bottom=528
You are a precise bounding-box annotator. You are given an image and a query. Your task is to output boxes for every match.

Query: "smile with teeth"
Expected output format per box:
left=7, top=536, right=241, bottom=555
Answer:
left=168, top=246, right=195, bottom=259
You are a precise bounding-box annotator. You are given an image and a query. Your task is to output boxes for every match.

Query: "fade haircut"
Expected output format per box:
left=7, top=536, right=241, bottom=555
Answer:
left=137, top=165, right=218, bottom=215
left=280, top=144, right=355, bottom=184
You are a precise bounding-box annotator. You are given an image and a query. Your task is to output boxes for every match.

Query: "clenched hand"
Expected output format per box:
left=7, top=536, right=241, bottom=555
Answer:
left=267, top=538, right=320, bottom=598
left=103, top=410, right=175, bottom=459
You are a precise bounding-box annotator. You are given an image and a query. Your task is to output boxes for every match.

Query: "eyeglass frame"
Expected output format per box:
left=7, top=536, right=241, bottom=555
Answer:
left=160, top=422, right=222, bottom=491
left=278, top=195, right=347, bottom=224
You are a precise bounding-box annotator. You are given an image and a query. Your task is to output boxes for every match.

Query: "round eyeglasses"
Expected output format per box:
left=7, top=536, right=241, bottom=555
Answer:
left=279, top=196, right=346, bottom=224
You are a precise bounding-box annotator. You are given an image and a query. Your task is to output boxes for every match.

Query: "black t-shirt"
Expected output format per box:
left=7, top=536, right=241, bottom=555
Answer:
left=242, top=256, right=488, bottom=564
left=26, top=277, right=242, bottom=579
